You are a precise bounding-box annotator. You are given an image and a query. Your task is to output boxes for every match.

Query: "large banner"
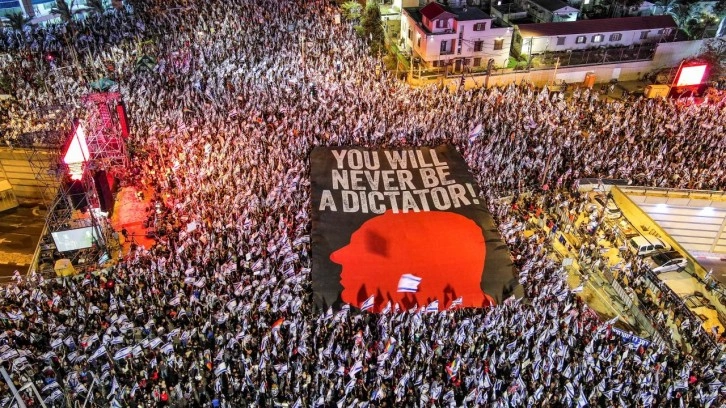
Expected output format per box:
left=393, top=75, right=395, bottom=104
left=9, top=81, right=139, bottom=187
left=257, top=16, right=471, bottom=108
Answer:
left=311, top=145, right=513, bottom=312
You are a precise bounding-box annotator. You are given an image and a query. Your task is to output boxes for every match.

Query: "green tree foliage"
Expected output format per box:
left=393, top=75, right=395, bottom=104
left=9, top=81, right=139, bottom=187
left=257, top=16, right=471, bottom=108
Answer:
left=714, top=0, right=726, bottom=18
left=685, top=12, right=720, bottom=38
left=360, top=1, right=385, bottom=56
left=5, top=12, right=31, bottom=31
left=698, top=37, right=726, bottom=79
left=341, top=0, right=362, bottom=21
left=85, top=0, right=106, bottom=14
left=52, top=0, right=74, bottom=23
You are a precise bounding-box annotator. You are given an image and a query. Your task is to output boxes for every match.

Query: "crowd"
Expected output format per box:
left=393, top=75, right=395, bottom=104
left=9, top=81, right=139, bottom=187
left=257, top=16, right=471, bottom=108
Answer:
left=1, top=0, right=726, bottom=406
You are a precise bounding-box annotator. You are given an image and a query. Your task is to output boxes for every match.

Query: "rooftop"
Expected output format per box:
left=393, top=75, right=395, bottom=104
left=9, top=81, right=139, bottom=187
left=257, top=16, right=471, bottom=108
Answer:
left=528, top=0, right=577, bottom=12
left=518, top=15, right=678, bottom=37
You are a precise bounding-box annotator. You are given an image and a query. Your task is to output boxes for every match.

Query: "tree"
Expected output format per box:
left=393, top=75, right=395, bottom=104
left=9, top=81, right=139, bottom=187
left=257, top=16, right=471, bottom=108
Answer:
left=5, top=12, right=31, bottom=32
left=684, top=12, right=720, bottom=38
left=360, top=1, right=385, bottom=56
left=85, top=0, right=106, bottom=14
left=713, top=0, right=726, bottom=19
left=697, top=37, right=726, bottom=79
left=341, top=1, right=362, bottom=21
left=51, top=0, right=75, bottom=23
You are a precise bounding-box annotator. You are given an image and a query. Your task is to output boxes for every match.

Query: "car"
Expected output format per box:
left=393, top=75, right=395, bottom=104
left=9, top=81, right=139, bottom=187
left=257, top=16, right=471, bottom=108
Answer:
left=611, top=219, right=639, bottom=238
left=644, top=250, right=688, bottom=273
left=587, top=195, right=622, bottom=219
left=628, top=235, right=671, bottom=256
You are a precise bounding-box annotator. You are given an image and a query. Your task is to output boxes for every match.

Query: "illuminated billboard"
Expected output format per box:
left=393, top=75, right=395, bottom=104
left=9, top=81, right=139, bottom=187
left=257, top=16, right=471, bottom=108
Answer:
left=63, top=124, right=90, bottom=180
left=675, top=64, right=708, bottom=87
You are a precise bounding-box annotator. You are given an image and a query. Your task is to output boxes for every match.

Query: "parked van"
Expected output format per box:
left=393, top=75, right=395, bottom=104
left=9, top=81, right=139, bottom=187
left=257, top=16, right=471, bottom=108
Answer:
left=628, top=235, right=671, bottom=256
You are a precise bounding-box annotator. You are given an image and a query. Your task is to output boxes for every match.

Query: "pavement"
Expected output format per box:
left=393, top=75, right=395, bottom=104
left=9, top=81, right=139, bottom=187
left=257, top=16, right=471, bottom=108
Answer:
left=0, top=204, right=46, bottom=279
left=110, top=186, right=157, bottom=252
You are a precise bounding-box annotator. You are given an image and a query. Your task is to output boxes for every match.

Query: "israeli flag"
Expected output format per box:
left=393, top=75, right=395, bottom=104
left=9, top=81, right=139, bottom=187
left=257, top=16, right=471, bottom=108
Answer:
left=426, top=300, right=439, bottom=313
left=214, top=361, right=228, bottom=377
left=113, top=347, right=132, bottom=360
left=360, top=295, right=375, bottom=312
left=397, top=274, right=422, bottom=293
left=449, top=297, right=463, bottom=309
left=468, top=123, right=483, bottom=142
left=161, top=342, right=174, bottom=355
left=88, top=346, right=106, bottom=362
left=349, top=360, right=363, bottom=378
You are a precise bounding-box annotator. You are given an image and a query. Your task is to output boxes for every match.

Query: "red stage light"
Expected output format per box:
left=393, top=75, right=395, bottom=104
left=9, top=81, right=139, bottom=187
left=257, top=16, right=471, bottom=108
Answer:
left=63, top=124, right=90, bottom=180
left=676, top=64, right=708, bottom=87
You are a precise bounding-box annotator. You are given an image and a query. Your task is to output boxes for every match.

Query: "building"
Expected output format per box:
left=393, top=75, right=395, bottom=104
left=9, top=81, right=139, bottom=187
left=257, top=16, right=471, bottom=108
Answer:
left=521, top=0, right=579, bottom=23
left=514, top=15, right=678, bottom=56
left=1, top=0, right=97, bottom=20
left=401, top=1, right=513, bottom=71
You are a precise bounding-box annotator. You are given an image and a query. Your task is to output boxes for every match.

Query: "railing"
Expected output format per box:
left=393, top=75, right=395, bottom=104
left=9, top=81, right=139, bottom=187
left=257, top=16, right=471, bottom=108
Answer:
left=645, top=269, right=721, bottom=354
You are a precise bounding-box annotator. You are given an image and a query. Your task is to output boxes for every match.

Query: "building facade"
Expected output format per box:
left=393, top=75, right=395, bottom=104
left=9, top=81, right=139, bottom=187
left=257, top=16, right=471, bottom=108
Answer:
left=521, top=0, right=579, bottom=23
left=514, top=15, right=678, bottom=55
left=401, top=2, right=512, bottom=71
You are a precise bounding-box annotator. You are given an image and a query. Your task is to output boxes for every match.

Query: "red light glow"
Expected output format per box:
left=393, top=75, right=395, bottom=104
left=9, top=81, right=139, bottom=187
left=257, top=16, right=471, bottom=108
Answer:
left=63, top=124, right=90, bottom=180
left=676, top=65, right=707, bottom=86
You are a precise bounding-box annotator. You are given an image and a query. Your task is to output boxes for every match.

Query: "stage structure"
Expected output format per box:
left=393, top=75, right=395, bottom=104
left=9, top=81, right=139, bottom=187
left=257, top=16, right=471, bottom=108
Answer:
left=32, top=93, right=131, bottom=272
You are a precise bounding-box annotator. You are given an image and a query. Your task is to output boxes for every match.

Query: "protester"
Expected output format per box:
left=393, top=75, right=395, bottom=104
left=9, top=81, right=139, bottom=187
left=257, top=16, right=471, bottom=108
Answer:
left=0, top=0, right=725, bottom=407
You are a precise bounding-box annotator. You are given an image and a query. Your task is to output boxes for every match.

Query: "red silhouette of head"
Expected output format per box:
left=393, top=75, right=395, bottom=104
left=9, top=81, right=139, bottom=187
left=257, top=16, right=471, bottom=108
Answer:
left=331, top=210, right=494, bottom=312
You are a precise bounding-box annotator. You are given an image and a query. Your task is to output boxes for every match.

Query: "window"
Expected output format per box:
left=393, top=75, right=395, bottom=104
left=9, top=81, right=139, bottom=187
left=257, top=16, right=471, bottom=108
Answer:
left=408, top=29, right=412, bottom=40
left=473, top=57, right=482, bottom=67
left=592, top=34, right=604, bottom=43
left=474, top=41, right=483, bottom=52
left=436, top=19, right=443, bottom=28
left=417, top=37, right=421, bottom=48
left=440, top=40, right=448, bottom=52
left=557, top=36, right=566, bottom=46
left=575, top=35, right=586, bottom=44
left=494, top=38, right=504, bottom=50
left=473, top=22, right=486, bottom=31
left=609, top=33, right=622, bottom=41
left=640, top=31, right=649, bottom=39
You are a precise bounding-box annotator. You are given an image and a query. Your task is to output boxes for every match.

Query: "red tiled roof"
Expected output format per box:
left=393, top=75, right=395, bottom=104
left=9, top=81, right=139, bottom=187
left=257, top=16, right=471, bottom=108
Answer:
left=518, top=15, right=677, bottom=38
left=420, top=2, right=446, bottom=20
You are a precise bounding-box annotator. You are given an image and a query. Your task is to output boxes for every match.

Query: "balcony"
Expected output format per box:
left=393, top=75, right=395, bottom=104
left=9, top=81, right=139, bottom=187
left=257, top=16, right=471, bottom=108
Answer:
left=439, top=50, right=455, bottom=55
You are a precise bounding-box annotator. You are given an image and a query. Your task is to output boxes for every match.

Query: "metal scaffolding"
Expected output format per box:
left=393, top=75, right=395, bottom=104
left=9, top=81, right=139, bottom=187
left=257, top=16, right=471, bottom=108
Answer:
left=82, top=92, right=129, bottom=179
left=24, top=93, right=130, bottom=273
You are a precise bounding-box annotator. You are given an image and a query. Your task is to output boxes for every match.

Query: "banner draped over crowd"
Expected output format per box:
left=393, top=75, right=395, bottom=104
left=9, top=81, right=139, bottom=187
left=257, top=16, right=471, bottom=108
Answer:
left=312, top=146, right=511, bottom=311
left=0, top=0, right=724, bottom=407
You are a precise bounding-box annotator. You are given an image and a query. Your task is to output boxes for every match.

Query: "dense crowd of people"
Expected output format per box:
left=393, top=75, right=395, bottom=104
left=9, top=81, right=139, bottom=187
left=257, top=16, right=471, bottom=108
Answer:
left=1, top=0, right=726, bottom=407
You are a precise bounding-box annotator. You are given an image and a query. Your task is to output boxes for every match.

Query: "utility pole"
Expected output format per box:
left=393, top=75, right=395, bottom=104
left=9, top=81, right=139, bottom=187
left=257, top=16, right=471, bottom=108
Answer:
left=552, top=56, right=560, bottom=86
left=1, top=366, right=27, bottom=408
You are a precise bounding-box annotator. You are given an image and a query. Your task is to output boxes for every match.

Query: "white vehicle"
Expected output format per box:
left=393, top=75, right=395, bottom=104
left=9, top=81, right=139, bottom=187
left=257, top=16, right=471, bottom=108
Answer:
left=628, top=235, right=671, bottom=256
left=644, top=251, right=688, bottom=273
left=587, top=195, right=622, bottom=219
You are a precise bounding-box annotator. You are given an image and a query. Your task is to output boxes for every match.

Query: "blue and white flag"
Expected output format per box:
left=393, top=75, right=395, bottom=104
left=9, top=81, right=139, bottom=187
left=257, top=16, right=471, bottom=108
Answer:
left=349, top=360, right=363, bottom=378
left=426, top=300, right=439, bottom=313
left=449, top=297, right=463, bottom=309
left=360, top=295, right=375, bottom=312
left=397, top=274, right=422, bottom=293
left=161, top=342, right=174, bottom=355
left=113, top=347, right=132, bottom=360
left=88, top=346, right=106, bottom=362
left=215, top=361, right=228, bottom=377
